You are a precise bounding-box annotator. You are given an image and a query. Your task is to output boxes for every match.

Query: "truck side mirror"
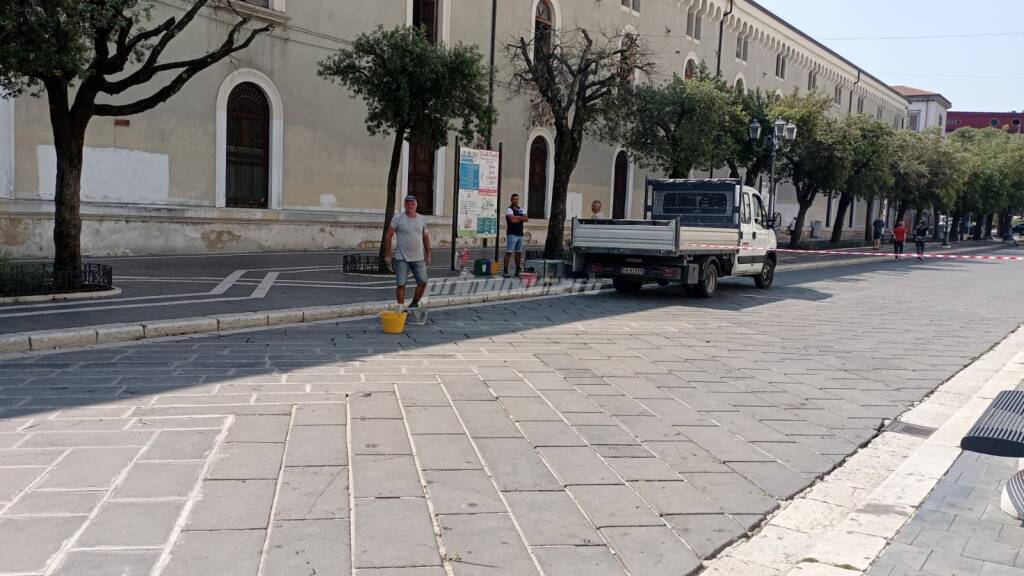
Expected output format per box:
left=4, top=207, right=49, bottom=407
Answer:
left=773, top=213, right=782, bottom=230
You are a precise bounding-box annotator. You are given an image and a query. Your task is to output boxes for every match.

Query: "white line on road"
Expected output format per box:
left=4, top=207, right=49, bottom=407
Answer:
left=250, top=272, right=278, bottom=298
left=210, top=270, right=247, bottom=295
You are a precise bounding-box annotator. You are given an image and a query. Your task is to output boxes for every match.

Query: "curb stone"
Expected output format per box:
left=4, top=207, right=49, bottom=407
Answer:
left=0, top=280, right=608, bottom=354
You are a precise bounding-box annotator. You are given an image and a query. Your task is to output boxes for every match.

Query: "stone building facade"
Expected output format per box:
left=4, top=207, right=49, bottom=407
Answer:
left=0, top=0, right=908, bottom=257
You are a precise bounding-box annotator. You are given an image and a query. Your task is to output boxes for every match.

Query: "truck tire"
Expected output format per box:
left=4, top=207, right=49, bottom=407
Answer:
left=694, top=260, right=719, bottom=298
left=754, top=257, right=776, bottom=289
left=613, top=278, right=644, bottom=295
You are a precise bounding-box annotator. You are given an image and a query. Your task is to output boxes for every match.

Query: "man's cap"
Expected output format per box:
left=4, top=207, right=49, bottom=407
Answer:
left=404, top=195, right=417, bottom=202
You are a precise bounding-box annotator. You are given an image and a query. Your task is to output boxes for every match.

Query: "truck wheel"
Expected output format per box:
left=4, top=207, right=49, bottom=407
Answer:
left=613, top=278, right=644, bottom=295
left=754, top=258, right=775, bottom=289
left=695, top=261, right=719, bottom=298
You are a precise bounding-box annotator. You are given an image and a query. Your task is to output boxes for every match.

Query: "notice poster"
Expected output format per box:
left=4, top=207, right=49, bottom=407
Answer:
left=457, top=148, right=500, bottom=238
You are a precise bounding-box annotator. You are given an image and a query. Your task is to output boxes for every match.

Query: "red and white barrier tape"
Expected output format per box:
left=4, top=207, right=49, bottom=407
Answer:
left=680, top=243, right=1024, bottom=262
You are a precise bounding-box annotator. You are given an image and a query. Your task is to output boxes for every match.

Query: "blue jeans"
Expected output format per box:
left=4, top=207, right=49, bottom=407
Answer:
left=506, top=234, right=524, bottom=253
left=394, top=260, right=428, bottom=287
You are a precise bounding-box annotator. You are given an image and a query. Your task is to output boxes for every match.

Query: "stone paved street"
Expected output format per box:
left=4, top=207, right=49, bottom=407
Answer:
left=2, top=258, right=1024, bottom=575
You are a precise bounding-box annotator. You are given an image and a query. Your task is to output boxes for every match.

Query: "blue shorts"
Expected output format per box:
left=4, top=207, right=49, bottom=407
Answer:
left=506, top=234, right=524, bottom=253
left=394, top=260, right=428, bottom=287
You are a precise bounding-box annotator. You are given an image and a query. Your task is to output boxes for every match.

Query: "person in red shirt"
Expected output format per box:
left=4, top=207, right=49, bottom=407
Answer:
left=892, top=221, right=907, bottom=260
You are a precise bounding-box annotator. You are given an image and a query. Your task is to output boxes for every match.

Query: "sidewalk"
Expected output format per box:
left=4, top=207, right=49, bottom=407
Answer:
left=700, top=321, right=1024, bottom=576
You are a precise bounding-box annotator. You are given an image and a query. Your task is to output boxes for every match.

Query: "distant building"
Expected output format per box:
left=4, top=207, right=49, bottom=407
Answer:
left=946, top=111, right=1024, bottom=134
left=892, top=86, right=952, bottom=133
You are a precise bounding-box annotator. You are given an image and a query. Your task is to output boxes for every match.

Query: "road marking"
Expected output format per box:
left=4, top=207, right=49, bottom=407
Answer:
left=250, top=272, right=278, bottom=298
left=211, top=269, right=246, bottom=294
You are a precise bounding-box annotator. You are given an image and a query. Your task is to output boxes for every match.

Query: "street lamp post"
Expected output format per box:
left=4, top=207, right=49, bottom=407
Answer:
left=748, top=118, right=797, bottom=225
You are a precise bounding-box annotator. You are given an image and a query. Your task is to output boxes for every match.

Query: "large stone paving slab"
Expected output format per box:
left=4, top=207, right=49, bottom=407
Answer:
left=1, top=260, right=1023, bottom=574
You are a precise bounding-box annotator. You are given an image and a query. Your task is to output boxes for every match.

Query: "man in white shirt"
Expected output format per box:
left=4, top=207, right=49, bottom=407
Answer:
left=384, top=195, right=431, bottom=307
left=590, top=200, right=607, bottom=219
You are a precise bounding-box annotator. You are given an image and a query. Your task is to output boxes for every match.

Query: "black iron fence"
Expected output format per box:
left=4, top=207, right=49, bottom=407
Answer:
left=0, top=263, right=113, bottom=298
left=342, top=254, right=389, bottom=274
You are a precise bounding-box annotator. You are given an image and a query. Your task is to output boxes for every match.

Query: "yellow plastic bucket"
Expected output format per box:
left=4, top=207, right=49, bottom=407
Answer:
left=379, top=310, right=407, bottom=334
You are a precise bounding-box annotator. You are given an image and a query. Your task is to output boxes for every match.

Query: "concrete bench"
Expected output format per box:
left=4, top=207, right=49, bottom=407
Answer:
left=961, top=390, right=1024, bottom=518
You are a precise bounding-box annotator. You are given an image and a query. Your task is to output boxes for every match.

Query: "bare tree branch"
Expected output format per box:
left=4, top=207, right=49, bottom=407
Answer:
left=94, top=23, right=270, bottom=116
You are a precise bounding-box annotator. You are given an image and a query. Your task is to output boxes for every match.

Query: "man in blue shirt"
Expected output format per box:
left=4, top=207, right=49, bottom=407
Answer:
left=503, top=194, right=529, bottom=277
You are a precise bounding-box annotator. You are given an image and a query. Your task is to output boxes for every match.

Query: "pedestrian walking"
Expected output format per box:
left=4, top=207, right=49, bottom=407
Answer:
left=892, top=221, right=907, bottom=260
left=787, top=217, right=797, bottom=238
left=503, top=194, right=528, bottom=277
left=914, top=220, right=929, bottom=262
left=872, top=215, right=886, bottom=250
left=384, top=195, right=431, bottom=308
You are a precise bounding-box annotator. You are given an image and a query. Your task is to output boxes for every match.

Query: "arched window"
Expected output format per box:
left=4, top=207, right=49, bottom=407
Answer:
left=684, top=59, right=696, bottom=80
left=226, top=82, right=270, bottom=209
left=612, top=151, right=629, bottom=219
left=807, top=71, right=817, bottom=92
left=734, top=78, right=745, bottom=94
left=834, top=84, right=842, bottom=106
left=775, top=53, right=786, bottom=80
left=527, top=137, right=548, bottom=219
left=535, top=0, right=554, bottom=58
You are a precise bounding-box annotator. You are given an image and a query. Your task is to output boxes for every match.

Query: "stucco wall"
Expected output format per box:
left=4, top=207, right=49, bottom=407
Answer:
left=2, top=0, right=906, bottom=258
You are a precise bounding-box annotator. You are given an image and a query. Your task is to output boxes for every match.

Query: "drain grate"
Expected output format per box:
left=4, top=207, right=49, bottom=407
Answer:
left=884, top=420, right=937, bottom=438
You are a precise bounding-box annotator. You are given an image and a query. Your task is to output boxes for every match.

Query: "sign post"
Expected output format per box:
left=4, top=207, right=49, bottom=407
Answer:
left=451, top=147, right=500, bottom=274
left=494, top=142, right=503, bottom=262
left=450, top=139, right=461, bottom=271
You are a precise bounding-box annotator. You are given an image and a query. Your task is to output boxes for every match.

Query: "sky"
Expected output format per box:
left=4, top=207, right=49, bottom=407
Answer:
left=754, top=0, right=1024, bottom=112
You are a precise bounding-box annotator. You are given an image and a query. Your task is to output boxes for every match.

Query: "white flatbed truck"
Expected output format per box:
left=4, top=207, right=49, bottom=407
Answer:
left=570, top=178, right=780, bottom=297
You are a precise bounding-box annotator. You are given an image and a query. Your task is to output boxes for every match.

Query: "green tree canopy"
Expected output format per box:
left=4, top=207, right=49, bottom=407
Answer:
left=318, top=25, right=494, bottom=261
left=600, top=68, right=743, bottom=179
left=774, top=92, right=851, bottom=246
left=828, top=114, right=894, bottom=242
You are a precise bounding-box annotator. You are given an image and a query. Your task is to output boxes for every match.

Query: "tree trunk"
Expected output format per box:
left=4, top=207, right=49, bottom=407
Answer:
left=788, top=199, right=813, bottom=248
left=829, top=192, right=852, bottom=243
left=545, top=129, right=581, bottom=259
left=727, top=160, right=740, bottom=180
left=48, top=85, right=87, bottom=282
left=863, top=196, right=875, bottom=243
left=984, top=214, right=994, bottom=239
left=932, top=210, right=941, bottom=240
left=972, top=216, right=984, bottom=240
left=379, top=129, right=406, bottom=262
left=896, top=202, right=908, bottom=224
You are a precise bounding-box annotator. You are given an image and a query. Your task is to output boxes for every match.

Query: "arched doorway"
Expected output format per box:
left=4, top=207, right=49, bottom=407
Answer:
left=612, top=151, right=628, bottom=219
left=527, top=137, right=548, bottom=219
left=684, top=59, right=696, bottom=80
left=226, top=82, right=270, bottom=209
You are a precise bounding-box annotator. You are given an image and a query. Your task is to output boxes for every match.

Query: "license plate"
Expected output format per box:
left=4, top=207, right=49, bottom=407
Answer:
left=620, top=267, right=644, bottom=276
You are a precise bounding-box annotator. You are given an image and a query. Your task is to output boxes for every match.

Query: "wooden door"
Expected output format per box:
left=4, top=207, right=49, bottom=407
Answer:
left=612, top=151, right=628, bottom=219
left=226, top=83, right=270, bottom=209
left=408, top=142, right=434, bottom=215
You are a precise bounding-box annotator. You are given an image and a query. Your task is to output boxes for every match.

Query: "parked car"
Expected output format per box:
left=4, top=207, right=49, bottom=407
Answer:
left=1012, top=223, right=1024, bottom=236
